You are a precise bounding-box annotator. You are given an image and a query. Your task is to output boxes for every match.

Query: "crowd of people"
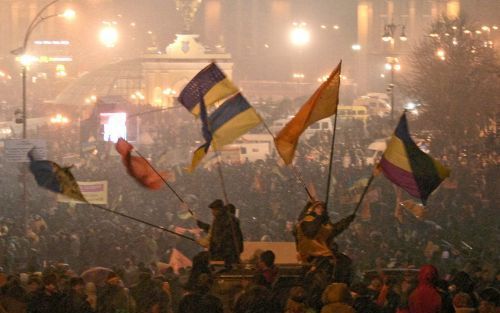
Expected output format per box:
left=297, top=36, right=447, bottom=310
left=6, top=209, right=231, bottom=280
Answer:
left=0, top=101, right=498, bottom=312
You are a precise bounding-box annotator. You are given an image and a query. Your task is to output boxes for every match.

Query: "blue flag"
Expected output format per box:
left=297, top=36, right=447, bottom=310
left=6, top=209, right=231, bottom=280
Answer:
left=178, top=63, right=238, bottom=116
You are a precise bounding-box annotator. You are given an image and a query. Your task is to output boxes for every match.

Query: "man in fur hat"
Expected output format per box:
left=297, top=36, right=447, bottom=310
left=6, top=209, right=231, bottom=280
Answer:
left=196, top=199, right=243, bottom=269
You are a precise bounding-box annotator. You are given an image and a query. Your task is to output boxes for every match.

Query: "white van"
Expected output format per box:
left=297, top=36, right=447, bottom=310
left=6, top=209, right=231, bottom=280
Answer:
left=365, top=138, right=388, bottom=165
left=353, top=94, right=391, bottom=117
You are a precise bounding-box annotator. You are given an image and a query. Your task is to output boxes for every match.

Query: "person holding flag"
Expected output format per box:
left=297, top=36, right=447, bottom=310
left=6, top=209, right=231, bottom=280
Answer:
left=294, top=201, right=355, bottom=267
left=294, top=200, right=355, bottom=311
left=195, top=199, right=243, bottom=270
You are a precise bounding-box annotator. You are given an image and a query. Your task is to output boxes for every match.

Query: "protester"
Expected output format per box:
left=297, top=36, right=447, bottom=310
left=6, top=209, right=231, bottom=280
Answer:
left=96, top=272, right=133, bottom=313
left=253, top=250, right=278, bottom=289
left=62, top=277, right=94, bottom=313
left=320, top=282, right=356, bottom=313
left=478, top=288, right=499, bottom=313
left=27, top=273, right=64, bottom=313
left=197, top=199, right=243, bottom=270
left=408, top=265, right=443, bottom=313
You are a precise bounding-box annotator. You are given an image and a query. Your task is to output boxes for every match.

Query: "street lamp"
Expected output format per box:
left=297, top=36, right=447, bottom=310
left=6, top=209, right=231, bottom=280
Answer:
left=10, top=0, right=75, bottom=139
left=50, top=113, right=70, bottom=124
left=384, top=57, right=401, bottom=121
left=290, top=23, right=310, bottom=47
left=99, top=23, right=119, bottom=48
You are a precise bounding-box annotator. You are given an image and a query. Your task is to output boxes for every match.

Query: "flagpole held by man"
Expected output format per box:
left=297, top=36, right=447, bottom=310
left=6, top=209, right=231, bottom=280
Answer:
left=195, top=199, right=243, bottom=270
left=352, top=112, right=451, bottom=217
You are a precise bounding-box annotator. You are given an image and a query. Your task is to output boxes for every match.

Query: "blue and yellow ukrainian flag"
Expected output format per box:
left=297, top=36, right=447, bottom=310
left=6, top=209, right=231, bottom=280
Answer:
left=379, top=113, right=450, bottom=204
left=178, top=63, right=239, bottom=117
left=188, top=93, right=262, bottom=171
left=208, top=93, right=262, bottom=148
left=28, top=149, right=86, bottom=202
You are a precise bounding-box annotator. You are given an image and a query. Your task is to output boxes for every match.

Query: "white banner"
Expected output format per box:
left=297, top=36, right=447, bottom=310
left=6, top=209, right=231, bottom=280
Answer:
left=4, top=139, right=47, bottom=162
left=57, top=180, right=108, bottom=205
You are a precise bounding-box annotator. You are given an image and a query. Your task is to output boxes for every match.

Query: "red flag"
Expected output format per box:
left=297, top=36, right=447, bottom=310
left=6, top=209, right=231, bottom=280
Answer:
left=168, top=248, right=192, bottom=273
left=115, top=138, right=168, bottom=190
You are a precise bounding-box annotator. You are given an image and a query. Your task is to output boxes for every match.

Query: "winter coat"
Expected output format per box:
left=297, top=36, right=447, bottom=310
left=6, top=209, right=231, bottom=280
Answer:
left=27, top=290, right=65, bottom=313
left=408, top=265, right=442, bottom=313
left=97, top=284, right=131, bottom=313
left=209, top=212, right=243, bottom=263
left=0, top=296, right=27, bottom=313
left=320, top=283, right=356, bottom=313
left=61, top=291, right=94, bottom=313
left=295, top=212, right=355, bottom=261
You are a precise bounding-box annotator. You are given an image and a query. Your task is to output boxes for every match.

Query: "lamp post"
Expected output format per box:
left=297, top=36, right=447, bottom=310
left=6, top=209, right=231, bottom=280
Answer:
left=10, top=0, right=75, bottom=139
left=10, top=0, right=74, bottom=221
left=289, top=22, right=310, bottom=97
left=384, top=57, right=401, bottom=121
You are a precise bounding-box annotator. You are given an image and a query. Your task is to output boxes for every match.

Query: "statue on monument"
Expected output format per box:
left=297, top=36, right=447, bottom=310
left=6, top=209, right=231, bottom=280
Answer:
left=176, top=0, right=203, bottom=33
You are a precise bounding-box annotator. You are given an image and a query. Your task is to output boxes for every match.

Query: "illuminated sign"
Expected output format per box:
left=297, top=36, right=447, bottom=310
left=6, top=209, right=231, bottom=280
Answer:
left=38, top=56, right=73, bottom=63
left=100, top=112, right=127, bottom=142
left=33, top=40, right=70, bottom=45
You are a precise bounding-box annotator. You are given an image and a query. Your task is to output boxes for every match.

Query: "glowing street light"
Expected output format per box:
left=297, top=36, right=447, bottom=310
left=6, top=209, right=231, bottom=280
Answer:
left=436, top=48, right=446, bottom=61
left=290, top=23, right=310, bottom=47
left=10, top=0, right=75, bottom=140
left=60, top=9, right=76, bottom=20
left=50, top=113, right=69, bottom=124
left=18, top=55, right=38, bottom=67
left=99, top=24, right=119, bottom=48
left=162, top=88, right=176, bottom=96
left=351, top=44, right=362, bottom=51
left=384, top=57, right=401, bottom=121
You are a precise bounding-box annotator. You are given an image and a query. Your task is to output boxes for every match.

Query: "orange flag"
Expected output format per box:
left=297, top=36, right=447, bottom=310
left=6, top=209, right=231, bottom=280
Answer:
left=115, top=138, right=168, bottom=190
left=275, top=61, right=341, bottom=164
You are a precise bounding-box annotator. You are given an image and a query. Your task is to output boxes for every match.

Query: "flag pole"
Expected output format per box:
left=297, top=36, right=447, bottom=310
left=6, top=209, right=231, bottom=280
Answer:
left=324, top=60, right=342, bottom=210
left=132, top=149, right=194, bottom=215
left=261, top=119, right=315, bottom=201
left=213, top=148, right=230, bottom=204
left=324, top=111, right=339, bottom=210
left=88, top=203, right=197, bottom=242
left=352, top=173, right=375, bottom=215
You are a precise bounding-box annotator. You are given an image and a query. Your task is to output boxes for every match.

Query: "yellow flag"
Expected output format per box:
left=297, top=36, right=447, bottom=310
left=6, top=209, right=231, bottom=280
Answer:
left=275, top=61, right=341, bottom=164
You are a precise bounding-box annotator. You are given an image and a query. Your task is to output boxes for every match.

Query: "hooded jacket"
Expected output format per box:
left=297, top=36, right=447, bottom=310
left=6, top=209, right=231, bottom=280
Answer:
left=409, top=265, right=442, bottom=313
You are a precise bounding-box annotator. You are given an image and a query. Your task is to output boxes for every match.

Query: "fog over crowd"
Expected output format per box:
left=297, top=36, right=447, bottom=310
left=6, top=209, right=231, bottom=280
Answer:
left=0, top=101, right=498, bottom=313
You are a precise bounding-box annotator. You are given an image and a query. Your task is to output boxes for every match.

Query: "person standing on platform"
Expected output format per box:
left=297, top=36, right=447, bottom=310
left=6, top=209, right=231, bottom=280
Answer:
left=196, top=199, right=243, bottom=270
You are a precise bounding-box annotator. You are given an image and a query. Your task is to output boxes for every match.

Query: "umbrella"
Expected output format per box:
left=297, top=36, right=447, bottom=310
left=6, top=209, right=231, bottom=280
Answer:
left=81, top=267, right=114, bottom=287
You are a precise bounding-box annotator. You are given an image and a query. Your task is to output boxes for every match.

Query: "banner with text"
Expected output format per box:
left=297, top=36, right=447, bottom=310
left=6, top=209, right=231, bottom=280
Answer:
left=57, top=180, right=108, bottom=205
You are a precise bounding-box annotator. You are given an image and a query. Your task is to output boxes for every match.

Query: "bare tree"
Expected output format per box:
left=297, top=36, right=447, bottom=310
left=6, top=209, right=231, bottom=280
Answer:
left=403, top=17, right=499, bottom=146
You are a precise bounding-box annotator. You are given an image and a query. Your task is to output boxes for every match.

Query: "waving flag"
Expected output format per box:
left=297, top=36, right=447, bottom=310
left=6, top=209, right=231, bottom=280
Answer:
left=28, top=150, right=86, bottom=202
left=379, top=113, right=450, bottom=204
left=115, top=138, right=168, bottom=190
left=275, top=61, right=341, bottom=164
left=188, top=93, right=261, bottom=171
left=178, top=62, right=238, bottom=116
left=209, top=93, right=262, bottom=148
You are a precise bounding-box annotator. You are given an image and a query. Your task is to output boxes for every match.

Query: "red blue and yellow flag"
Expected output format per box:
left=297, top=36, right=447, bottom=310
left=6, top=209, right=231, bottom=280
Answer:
left=379, top=113, right=450, bottom=204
